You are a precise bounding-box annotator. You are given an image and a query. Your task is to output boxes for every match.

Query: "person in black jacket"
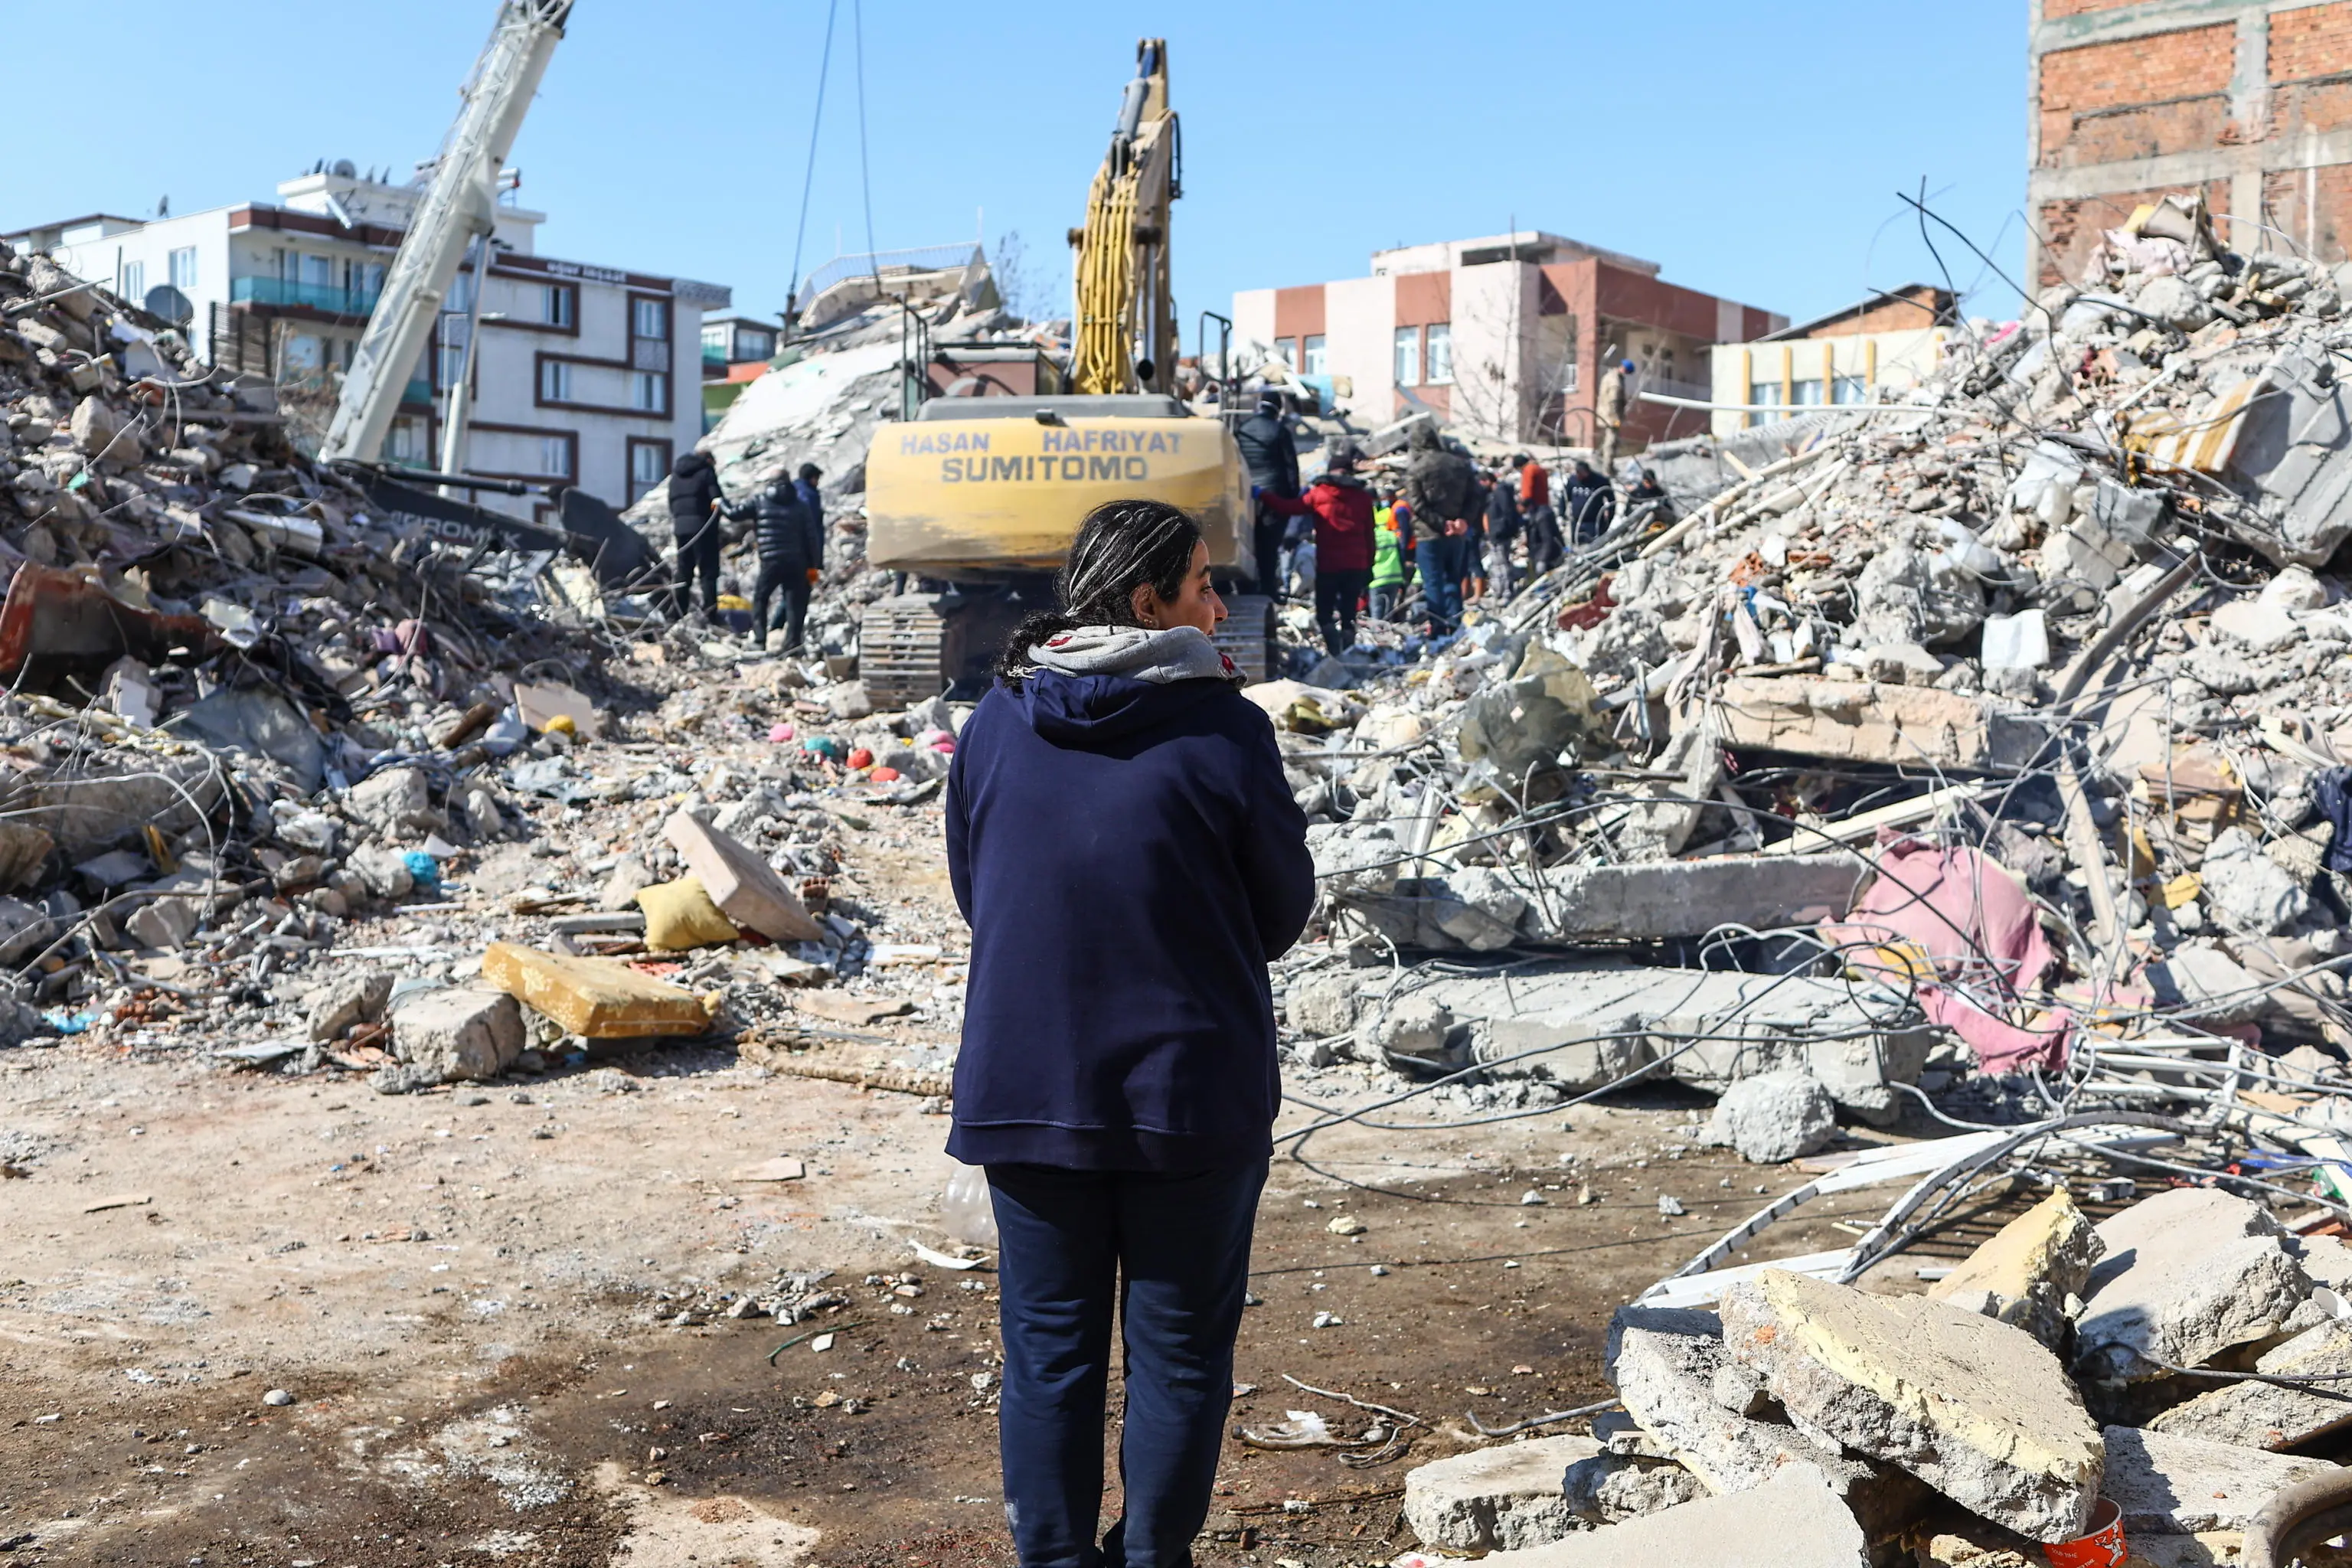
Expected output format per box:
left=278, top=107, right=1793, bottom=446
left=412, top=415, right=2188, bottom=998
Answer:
left=720, top=474, right=824, bottom=652
left=795, top=462, right=825, bottom=531
left=665, top=449, right=722, bottom=619
left=947, top=498, right=1313, bottom=1568
left=1561, top=459, right=1616, bottom=547
left=1484, top=464, right=1521, bottom=599
left=1233, top=388, right=1300, bottom=598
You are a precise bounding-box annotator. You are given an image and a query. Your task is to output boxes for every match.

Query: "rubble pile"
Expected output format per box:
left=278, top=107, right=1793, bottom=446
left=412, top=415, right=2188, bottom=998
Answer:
left=1392, top=1176, right=2352, bottom=1564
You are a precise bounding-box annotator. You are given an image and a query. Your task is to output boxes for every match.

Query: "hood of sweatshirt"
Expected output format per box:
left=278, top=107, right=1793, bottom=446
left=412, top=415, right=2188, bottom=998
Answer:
left=1014, top=668, right=1230, bottom=747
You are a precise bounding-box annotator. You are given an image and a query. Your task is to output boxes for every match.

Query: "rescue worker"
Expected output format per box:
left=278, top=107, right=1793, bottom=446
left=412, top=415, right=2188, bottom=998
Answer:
left=1561, top=459, right=1615, bottom=547
left=1234, top=388, right=1300, bottom=599
left=1262, top=445, right=1375, bottom=655
left=1521, top=488, right=1563, bottom=578
left=1626, top=468, right=1674, bottom=528
left=665, top=449, right=723, bottom=620
left=795, top=462, right=826, bottom=532
left=1399, top=421, right=1478, bottom=637
left=721, top=471, right=825, bottom=653
left=1596, top=358, right=1632, bottom=475
left=1484, top=462, right=1521, bottom=599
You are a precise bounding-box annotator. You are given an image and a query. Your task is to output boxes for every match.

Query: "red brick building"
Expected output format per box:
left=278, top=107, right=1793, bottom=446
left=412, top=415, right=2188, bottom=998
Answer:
left=2031, top=0, right=2352, bottom=283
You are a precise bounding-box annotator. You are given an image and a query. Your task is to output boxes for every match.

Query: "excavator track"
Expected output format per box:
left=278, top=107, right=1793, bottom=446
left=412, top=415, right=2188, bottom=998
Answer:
left=860, top=595, right=952, bottom=709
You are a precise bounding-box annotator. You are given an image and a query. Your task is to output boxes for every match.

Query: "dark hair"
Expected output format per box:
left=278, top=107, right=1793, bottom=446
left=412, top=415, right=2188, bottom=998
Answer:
left=995, top=498, right=1204, bottom=684
left=799, top=462, right=822, bottom=481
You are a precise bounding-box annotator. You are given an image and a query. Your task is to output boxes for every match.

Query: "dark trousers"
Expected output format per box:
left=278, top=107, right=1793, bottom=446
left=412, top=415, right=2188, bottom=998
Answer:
left=671, top=521, right=721, bottom=617
left=1487, top=532, right=1520, bottom=599
left=1315, top=568, right=1369, bottom=655
left=1527, top=512, right=1564, bottom=577
left=988, top=1160, right=1267, bottom=1568
left=1369, top=580, right=1403, bottom=622
left=1251, top=506, right=1288, bottom=599
left=753, top=557, right=812, bottom=652
left=1422, top=534, right=1469, bottom=632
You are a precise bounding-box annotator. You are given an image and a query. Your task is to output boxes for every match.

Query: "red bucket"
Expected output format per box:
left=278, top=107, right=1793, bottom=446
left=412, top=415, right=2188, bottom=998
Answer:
left=2044, top=1498, right=2126, bottom=1568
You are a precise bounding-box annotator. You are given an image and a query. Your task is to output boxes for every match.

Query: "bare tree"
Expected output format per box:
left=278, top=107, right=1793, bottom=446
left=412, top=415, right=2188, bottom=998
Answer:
left=990, top=229, right=1057, bottom=325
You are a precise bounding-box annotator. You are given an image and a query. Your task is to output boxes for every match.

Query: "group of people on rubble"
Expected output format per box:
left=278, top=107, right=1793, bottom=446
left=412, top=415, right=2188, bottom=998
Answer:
left=662, top=449, right=829, bottom=653
left=1238, top=387, right=1673, bottom=655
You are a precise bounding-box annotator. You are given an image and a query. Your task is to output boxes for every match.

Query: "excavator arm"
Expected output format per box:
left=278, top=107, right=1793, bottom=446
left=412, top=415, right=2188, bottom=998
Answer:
left=1069, top=39, right=1180, bottom=397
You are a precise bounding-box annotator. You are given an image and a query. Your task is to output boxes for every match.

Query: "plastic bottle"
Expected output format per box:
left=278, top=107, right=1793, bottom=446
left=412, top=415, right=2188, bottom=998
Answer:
left=942, top=1163, right=999, bottom=1246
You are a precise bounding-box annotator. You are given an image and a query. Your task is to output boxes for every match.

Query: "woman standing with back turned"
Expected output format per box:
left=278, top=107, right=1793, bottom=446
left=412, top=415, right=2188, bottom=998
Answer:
left=945, top=498, right=1316, bottom=1568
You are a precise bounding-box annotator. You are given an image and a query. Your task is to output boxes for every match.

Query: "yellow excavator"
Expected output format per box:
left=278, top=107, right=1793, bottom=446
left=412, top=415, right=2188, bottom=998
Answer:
left=858, top=38, right=1269, bottom=704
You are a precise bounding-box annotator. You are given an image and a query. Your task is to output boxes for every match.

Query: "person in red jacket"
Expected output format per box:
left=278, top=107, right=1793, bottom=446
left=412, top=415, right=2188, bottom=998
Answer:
left=1263, top=445, right=1376, bottom=655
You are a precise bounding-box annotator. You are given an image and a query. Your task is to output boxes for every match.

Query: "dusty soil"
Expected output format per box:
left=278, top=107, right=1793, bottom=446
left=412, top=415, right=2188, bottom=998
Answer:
left=0, top=1021, right=1987, bottom=1568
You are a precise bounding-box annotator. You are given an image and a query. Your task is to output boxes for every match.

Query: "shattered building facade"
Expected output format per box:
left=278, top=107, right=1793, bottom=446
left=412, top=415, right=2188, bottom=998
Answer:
left=2031, top=0, right=2352, bottom=283
left=1232, top=230, right=1782, bottom=450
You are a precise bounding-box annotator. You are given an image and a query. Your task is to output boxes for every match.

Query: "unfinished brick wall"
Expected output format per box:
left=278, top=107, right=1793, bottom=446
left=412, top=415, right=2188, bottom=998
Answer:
left=2262, top=161, right=2352, bottom=256
left=2038, top=180, right=2233, bottom=283
left=2272, top=2, right=2352, bottom=81
left=2038, top=23, right=2239, bottom=166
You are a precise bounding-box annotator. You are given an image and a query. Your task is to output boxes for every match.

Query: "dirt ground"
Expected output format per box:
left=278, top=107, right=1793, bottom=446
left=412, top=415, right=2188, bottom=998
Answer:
left=0, top=709, right=1993, bottom=1568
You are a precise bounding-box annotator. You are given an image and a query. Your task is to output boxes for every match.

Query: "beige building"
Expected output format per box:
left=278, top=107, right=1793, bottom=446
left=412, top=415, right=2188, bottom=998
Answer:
left=1707, top=286, right=1955, bottom=436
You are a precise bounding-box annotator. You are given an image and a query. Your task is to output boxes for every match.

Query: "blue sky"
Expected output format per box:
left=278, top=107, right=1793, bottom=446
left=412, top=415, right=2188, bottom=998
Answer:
left=6, top=1, right=2029, bottom=334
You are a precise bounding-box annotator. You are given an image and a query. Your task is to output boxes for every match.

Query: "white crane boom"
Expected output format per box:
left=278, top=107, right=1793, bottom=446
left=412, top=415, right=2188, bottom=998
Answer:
left=319, top=0, right=573, bottom=465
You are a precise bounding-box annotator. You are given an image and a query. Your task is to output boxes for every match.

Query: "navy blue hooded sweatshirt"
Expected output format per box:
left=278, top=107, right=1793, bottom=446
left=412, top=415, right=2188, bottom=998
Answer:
left=944, top=668, right=1315, bottom=1171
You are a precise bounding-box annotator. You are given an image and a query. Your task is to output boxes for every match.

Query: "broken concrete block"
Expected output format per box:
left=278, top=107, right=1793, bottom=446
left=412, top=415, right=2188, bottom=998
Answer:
left=1305, top=822, right=1400, bottom=897
left=1534, top=855, right=1860, bottom=942
left=1363, top=995, right=1453, bottom=1066
left=390, top=988, right=525, bottom=1083
left=347, top=766, right=443, bottom=841
left=1475, top=1462, right=1868, bottom=1567
left=1285, top=971, right=1360, bottom=1038
left=0, top=825, right=53, bottom=891
left=1560, top=1449, right=1707, bottom=1524
left=2073, top=1187, right=2309, bottom=1382
left=2147, top=1319, right=2352, bottom=1450
left=1709, top=677, right=2048, bottom=773
left=1703, top=1070, right=1836, bottom=1164
left=1429, top=867, right=1527, bottom=950
left=1605, top=1306, right=1919, bottom=1537
left=127, top=896, right=198, bottom=950
left=599, top=854, right=655, bottom=912
left=1403, top=1432, right=1598, bottom=1551
left=2200, top=826, right=2310, bottom=937
left=1925, top=1188, right=2104, bottom=1351
left=0, top=896, right=57, bottom=965
left=481, top=942, right=709, bottom=1038
left=663, top=810, right=824, bottom=942
left=307, top=970, right=393, bottom=1042
left=2100, top=1425, right=2334, bottom=1536
left=345, top=844, right=414, bottom=901
left=1719, top=1269, right=2105, bottom=1542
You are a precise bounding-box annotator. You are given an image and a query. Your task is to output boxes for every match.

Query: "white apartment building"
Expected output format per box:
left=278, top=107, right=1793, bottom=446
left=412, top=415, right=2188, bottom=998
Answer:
left=6, top=162, right=729, bottom=523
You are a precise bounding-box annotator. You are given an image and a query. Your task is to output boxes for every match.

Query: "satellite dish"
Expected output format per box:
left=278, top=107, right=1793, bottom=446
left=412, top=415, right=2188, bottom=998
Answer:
left=145, top=285, right=193, bottom=328
left=332, top=158, right=357, bottom=178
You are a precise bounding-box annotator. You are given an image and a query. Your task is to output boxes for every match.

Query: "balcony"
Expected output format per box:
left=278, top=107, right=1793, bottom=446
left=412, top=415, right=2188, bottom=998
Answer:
left=403, top=378, right=433, bottom=407
left=230, top=276, right=381, bottom=318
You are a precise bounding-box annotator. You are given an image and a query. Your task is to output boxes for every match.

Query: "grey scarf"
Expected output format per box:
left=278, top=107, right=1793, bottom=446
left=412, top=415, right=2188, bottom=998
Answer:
left=1023, top=624, right=1239, bottom=684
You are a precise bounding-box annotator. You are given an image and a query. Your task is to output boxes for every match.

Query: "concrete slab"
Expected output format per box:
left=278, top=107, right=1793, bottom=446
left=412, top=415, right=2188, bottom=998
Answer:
left=1418, top=962, right=1929, bottom=1123
left=1402, top=1433, right=1598, bottom=1552
left=1531, top=854, right=1864, bottom=941
left=1605, top=1305, right=1922, bottom=1537
left=1474, top=1462, right=1869, bottom=1567
left=1720, top=1269, right=2104, bottom=1542
left=663, top=809, right=825, bottom=943
left=2099, top=1424, right=2334, bottom=1534
left=1709, top=676, right=2048, bottom=773
left=2073, top=1187, right=2309, bottom=1382
left=1925, top=1188, right=2104, bottom=1351
left=2147, top=1320, right=2352, bottom=1450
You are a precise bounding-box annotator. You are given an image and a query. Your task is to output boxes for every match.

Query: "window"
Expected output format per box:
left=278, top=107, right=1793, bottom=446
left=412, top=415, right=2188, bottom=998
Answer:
left=1832, top=374, right=1870, bottom=405
left=299, top=253, right=333, bottom=289
left=540, top=436, right=570, bottom=478
left=359, top=262, right=385, bottom=302
left=386, top=416, right=427, bottom=464
left=446, top=269, right=475, bottom=315
left=1273, top=338, right=1296, bottom=370
left=1789, top=378, right=1824, bottom=408
left=738, top=326, right=774, bottom=360
left=702, top=322, right=730, bottom=361
left=1302, top=334, right=1327, bottom=377
left=437, top=319, right=470, bottom=390
left=1749, top=380, right=1781, bottom=410
left=540, top=359, right=573, bottom=401
left=541, top=283, right=572, bottom=327
left=119, top=260, right=144, bottom=302
left=168, top=247, right=197, bottom=292
left=1393, top=326, right=1419, bottom=387
left=630, top=371, right=667, bottom=414
left=632, top=298, right=669, bottom=341
left=629, top=441, right=670, bottom=499
left=1425, top=323, right=1453, bottom=385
